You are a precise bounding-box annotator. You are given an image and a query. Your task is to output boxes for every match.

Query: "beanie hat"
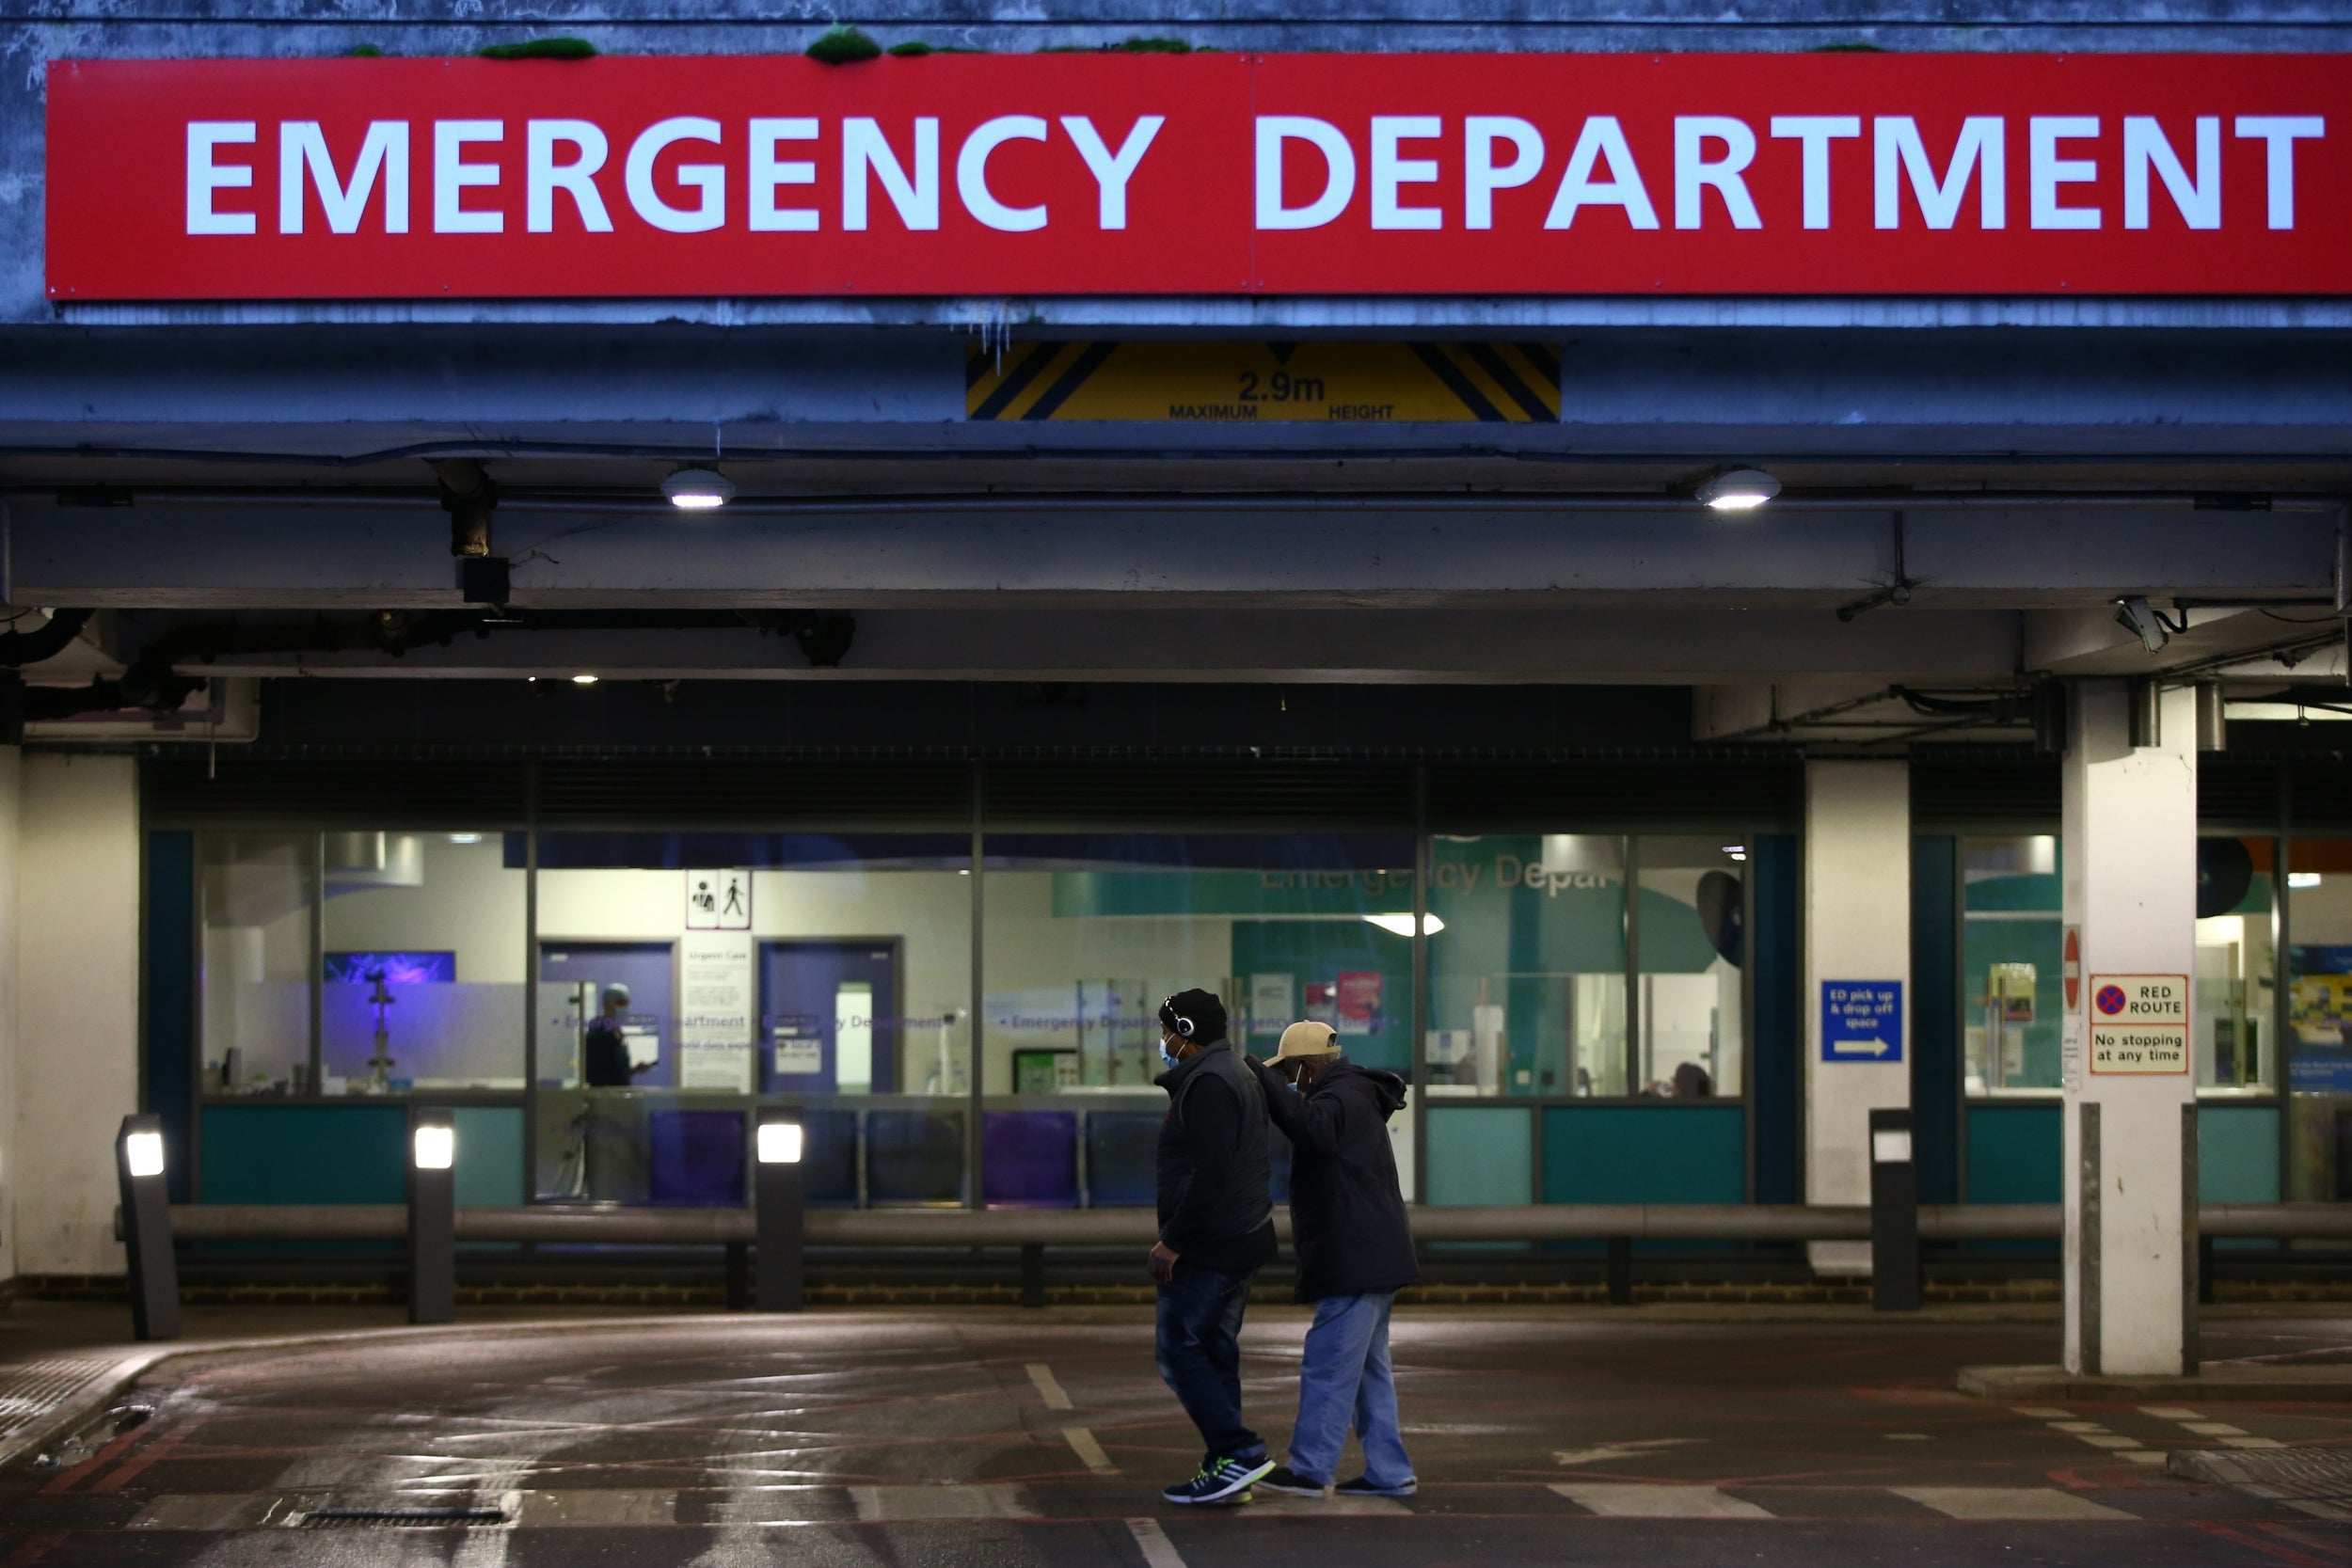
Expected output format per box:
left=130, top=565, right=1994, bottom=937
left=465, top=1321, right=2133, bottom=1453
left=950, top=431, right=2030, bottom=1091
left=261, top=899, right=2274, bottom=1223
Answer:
left=1271, top=1020, right=1341, bottom=1063
left=1158, top=989, right=1228, bottom=1045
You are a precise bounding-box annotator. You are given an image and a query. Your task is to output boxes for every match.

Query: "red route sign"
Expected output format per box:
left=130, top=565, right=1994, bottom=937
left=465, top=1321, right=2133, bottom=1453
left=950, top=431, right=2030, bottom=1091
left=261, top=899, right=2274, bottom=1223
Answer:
left=43, top=52, right=2352, bottom=301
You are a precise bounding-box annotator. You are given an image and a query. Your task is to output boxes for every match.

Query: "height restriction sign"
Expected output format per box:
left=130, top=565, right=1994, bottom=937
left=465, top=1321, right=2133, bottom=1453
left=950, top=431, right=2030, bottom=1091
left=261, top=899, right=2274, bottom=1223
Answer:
left=2088, top=973, right=2189, bottom=1075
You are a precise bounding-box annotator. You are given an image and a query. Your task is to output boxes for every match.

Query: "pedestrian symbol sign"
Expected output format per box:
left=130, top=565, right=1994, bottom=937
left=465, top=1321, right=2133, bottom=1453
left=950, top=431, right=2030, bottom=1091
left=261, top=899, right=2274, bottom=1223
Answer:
left=1821, top=980, right=1903, bottom=1063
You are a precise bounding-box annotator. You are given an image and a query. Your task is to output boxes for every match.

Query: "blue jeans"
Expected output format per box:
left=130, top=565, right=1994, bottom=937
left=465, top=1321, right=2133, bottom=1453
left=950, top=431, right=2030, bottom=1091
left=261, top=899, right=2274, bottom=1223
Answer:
left=1155, top=1262, right=1266, bottom=1466
left=1285, top=1291, right=1414, bottom=1489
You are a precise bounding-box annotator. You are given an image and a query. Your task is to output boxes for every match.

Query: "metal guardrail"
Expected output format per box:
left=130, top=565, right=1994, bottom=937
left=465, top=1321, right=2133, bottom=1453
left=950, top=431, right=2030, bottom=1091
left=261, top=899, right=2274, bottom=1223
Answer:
left=158, top=1201, right=2352, bottom=1248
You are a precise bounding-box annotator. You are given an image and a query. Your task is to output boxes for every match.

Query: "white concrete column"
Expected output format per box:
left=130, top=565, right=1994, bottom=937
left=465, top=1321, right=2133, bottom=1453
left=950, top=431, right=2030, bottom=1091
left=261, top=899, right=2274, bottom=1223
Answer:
left=2062, top=680, right=2198, bottom=1376
left=1803, top=760, right=1912, bottom=1276
left=15, top=754, right=140, bottom=1279
left=0, top=747, right=20, bottom=1284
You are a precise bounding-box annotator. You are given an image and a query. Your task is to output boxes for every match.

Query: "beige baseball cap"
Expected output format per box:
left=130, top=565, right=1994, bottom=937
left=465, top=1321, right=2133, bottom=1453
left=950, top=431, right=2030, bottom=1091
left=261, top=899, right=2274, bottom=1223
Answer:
left=1271, top=1021, right=1341, bottom=1063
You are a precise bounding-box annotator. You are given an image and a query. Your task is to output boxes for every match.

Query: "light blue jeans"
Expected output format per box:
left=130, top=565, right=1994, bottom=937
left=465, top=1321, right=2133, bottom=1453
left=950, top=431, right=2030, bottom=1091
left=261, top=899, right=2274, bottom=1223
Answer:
left=1284, top=1290, right=1414, bottom=1489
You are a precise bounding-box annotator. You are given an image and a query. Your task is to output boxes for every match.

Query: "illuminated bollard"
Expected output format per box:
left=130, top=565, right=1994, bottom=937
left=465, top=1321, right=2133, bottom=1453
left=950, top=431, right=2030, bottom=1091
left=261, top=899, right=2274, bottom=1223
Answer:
left=116, top=1115, right=181, bottom=1341
left=1869, top=1107, right=1921, bottom=1313
left=408, top=1109, right=456, bottom=1325
left=755, top=1117, right=805, bottom=1313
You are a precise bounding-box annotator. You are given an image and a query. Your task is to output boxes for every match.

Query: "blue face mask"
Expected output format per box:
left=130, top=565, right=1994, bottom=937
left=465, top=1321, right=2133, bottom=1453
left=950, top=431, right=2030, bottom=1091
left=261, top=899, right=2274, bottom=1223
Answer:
left=1160, top=1045, right=1181, bottom=1070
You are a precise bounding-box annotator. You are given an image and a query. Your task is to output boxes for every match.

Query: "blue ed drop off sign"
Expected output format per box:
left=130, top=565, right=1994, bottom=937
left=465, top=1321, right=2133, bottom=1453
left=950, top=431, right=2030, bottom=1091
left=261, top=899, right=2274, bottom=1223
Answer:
left=1821, top=980, right=1903, bottom=1063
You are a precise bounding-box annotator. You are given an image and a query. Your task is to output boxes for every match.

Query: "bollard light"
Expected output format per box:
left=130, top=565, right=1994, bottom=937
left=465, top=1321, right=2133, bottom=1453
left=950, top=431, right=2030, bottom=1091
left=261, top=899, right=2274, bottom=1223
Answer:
left=123, top=1129, right=167, bottom=1180
left=407, top=1108, right=456, bottom=1325
left=116, top=1115, right=182, bottom=1341
left=757, top=1120, right=804, bottom=1165
left=1867, top=1106, right=1921, bottom=1314
left=755, top=1113, right=806, bottom=1314
left=413, top=1124, right=456, bottom=1171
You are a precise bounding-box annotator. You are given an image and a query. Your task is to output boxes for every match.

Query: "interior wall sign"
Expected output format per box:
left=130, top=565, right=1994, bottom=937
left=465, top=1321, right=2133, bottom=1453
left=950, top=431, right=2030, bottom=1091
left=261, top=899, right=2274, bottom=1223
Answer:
left=44, top=53, right=2348, bottom=300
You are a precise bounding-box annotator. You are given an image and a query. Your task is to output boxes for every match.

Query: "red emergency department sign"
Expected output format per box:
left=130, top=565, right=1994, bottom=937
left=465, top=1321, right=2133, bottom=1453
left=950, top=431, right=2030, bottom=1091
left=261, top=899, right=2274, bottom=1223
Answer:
left=42, top=52, right=2351, bottom=300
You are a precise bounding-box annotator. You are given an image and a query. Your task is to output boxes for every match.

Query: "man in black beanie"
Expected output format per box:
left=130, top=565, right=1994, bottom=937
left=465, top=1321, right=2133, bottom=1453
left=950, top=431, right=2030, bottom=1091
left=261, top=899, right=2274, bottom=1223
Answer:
left=1149, top=987, right=1278, bottom=1506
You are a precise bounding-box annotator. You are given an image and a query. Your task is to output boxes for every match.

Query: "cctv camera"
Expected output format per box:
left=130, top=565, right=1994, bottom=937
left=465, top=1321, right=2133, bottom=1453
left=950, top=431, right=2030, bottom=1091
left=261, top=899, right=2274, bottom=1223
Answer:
left=2114, top=596, right=2169, bottom=656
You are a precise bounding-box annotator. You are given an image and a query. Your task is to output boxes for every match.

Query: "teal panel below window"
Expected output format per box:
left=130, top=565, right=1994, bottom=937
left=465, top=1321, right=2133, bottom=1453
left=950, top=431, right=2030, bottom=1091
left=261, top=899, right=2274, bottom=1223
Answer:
left=2200, top=1104, right=2280, bottom=1204
left=199, top=1105, right=406, bottom=1205
left=1964, top=1102, right=2062, bottom=1204
left=1541, top=1106, right=1745, bottom=1205
left=1426, top=1106, right=1532, bottom=1206
left=453, top=1107, right=527, bottom=1209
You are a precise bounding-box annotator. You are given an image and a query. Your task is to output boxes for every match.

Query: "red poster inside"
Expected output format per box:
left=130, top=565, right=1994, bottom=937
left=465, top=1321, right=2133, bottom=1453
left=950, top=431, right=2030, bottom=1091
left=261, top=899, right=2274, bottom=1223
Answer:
left=43, top=52, right=2352, bottom=300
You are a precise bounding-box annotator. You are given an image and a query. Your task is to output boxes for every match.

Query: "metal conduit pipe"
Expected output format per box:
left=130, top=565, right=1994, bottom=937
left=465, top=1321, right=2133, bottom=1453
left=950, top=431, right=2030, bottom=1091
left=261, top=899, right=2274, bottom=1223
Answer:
left=157, top=1202, right=2352, bottom=1249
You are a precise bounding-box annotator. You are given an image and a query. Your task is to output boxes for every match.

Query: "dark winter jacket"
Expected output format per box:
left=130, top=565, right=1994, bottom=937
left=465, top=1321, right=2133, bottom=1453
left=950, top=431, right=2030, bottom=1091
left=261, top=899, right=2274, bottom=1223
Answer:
left=1154, top=1041, right=1278, bottom=1272
left=1251, top=1056, right=1420, bottom=1301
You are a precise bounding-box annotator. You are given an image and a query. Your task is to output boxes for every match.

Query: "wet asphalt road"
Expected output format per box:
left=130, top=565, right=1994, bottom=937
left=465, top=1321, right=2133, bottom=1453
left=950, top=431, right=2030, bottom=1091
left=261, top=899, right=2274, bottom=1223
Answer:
left=4, top=1307, right=2352, bottom=1565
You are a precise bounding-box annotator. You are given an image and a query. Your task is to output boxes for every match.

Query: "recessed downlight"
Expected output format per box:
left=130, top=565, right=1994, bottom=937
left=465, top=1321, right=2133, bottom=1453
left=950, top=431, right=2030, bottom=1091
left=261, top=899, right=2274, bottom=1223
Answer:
left=1695, top=467, right=1781, bottom=511
left=662, top=467, right=736, bottom=510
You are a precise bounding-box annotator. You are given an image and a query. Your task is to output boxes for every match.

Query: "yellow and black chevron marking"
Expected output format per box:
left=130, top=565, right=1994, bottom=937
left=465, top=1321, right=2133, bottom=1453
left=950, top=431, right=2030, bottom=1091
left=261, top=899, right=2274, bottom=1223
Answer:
left=965, top=341, right=1560, bottom=422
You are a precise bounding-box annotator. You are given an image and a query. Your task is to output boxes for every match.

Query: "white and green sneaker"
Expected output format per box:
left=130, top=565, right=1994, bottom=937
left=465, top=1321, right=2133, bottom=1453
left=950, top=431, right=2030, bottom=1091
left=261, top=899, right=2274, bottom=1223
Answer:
left=1162, top=1454, right=1275, bottom=1505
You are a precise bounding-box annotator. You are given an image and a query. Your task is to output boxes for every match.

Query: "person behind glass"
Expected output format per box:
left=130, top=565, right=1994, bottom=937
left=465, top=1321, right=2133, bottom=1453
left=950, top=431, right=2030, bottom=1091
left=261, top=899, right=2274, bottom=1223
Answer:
left=582, top=983, right=655, bottom=1087
left=1247, top=1021, right=1421, bottom=1500
left=1150, top=988, right=1279, bottom=1506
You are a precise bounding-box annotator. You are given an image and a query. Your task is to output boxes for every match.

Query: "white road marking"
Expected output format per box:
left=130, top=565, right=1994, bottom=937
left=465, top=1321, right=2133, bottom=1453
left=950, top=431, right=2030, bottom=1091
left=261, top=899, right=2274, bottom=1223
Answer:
left=2286, top=1499, right=2352, bottom=1522
left=1896, top=1487, right=2134, bottom=1521
left=1552, top=1438, right=1703, bottom=1466
left=1027, top=1362, right=1074, bottom=1411
left=1551, top=1483, right=1772, bottom=1519
left=2221, top=1436, right=2288, bottom=1449
left=2122, top=1451, right=2169, bottom=1465
left=2076, top=1434, right=2142, bottom=1449
left=512, top=1490, right=677, bottom=1526
left=2049, top=1421, right=2107, bottom=1433
left=1064, top=1426, right=1119, bottom=1474
left=2010, top=1406, right=2074, bottom=1419
left=1129, top=1517, right=1188, bottom=1568
left=850, top=1485, right=1038, bottom=1521
left=2140, top=1405, right=2203, bottom=1419
left=2182, top=1421, right=2248, bottom=1436
left=128, top=1496, right=285, bottom=1530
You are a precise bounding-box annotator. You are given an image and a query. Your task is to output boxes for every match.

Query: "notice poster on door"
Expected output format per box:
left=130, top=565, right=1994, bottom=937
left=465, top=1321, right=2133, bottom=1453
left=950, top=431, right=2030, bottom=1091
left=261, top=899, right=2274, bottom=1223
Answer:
left=679, top=932, right=755, bottom=1091
left=1249, top=974, right=1295, bottom=1037
left=1336, top=971, right=1384, bottom=1036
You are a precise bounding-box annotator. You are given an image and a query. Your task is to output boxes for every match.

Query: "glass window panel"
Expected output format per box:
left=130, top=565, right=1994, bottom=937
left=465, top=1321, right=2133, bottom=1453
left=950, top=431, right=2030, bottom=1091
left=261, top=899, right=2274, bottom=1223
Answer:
left=981, top=833, right=1416, bottom=1095
left=2195, top=836, right=2276, bottom=1096
left=532, top=832, right=973, bottom=1205
left=1636, top=836, right=1747, bottom=1098
left=320, top=832, right=526, bottom=1093
left=2287, top=839, right=2352, bottom=1199
left=1963, top=834, right=2063, bottom=1095
left=1427, top=833, right=1627, bottom=1099
left=199, top=832, right=314, bottom=1097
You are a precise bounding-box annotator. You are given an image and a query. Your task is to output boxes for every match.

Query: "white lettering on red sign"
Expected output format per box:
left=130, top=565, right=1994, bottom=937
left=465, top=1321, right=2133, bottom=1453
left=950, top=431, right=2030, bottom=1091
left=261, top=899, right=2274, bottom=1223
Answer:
left=46, top=54, right=2352, bottom=300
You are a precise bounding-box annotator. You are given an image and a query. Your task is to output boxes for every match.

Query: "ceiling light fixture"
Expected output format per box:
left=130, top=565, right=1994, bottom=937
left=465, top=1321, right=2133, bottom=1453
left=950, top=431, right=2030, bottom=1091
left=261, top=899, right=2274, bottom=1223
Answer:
left=661, top=467, right=737, bottom=510
left=571, top=673, right=599, bottom=686
left=1695, top=467, right=1781, bottom=511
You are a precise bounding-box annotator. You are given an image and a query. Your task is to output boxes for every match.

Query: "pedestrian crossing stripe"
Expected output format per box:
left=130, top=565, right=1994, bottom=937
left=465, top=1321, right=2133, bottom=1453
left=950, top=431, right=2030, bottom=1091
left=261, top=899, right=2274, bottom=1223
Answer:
left=964, top=341, right=1561, bottom=423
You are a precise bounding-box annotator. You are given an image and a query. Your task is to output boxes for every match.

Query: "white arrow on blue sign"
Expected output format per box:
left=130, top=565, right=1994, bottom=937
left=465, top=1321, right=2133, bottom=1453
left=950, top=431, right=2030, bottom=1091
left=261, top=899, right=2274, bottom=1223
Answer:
left=1821, top=980, right=1903, bottom=1064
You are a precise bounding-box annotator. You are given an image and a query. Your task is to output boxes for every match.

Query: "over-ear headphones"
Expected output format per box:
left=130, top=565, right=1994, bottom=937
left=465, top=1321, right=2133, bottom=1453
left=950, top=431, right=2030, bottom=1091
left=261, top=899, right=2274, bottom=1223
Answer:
left=1162, top=997, right=1196, bottom=1038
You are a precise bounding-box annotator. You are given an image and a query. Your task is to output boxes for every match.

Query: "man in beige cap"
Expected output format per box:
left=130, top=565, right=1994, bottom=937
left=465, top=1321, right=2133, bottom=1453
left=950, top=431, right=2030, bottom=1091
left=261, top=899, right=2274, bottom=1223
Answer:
left=1245, top=1021, right=1420, bottom=1498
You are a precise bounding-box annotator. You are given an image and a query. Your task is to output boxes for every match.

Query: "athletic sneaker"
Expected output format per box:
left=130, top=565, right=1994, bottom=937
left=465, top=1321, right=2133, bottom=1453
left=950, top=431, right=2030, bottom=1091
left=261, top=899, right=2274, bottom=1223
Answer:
left=1162, top=1454, right=1275, bottom=1505
left=1336, top=1474, right=1418, bottom=1497
left=1253, top=1464, right=1327, bottom=1497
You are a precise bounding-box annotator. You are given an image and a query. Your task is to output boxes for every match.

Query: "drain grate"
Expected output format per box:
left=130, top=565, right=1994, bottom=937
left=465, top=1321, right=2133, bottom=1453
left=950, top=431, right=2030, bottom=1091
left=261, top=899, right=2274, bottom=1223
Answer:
left=0, top=1358, right=136, bottom=1467
left=295, top=1506, right=512, bottom=1529
left=2170, top=1449, right=2352, bottom=1501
